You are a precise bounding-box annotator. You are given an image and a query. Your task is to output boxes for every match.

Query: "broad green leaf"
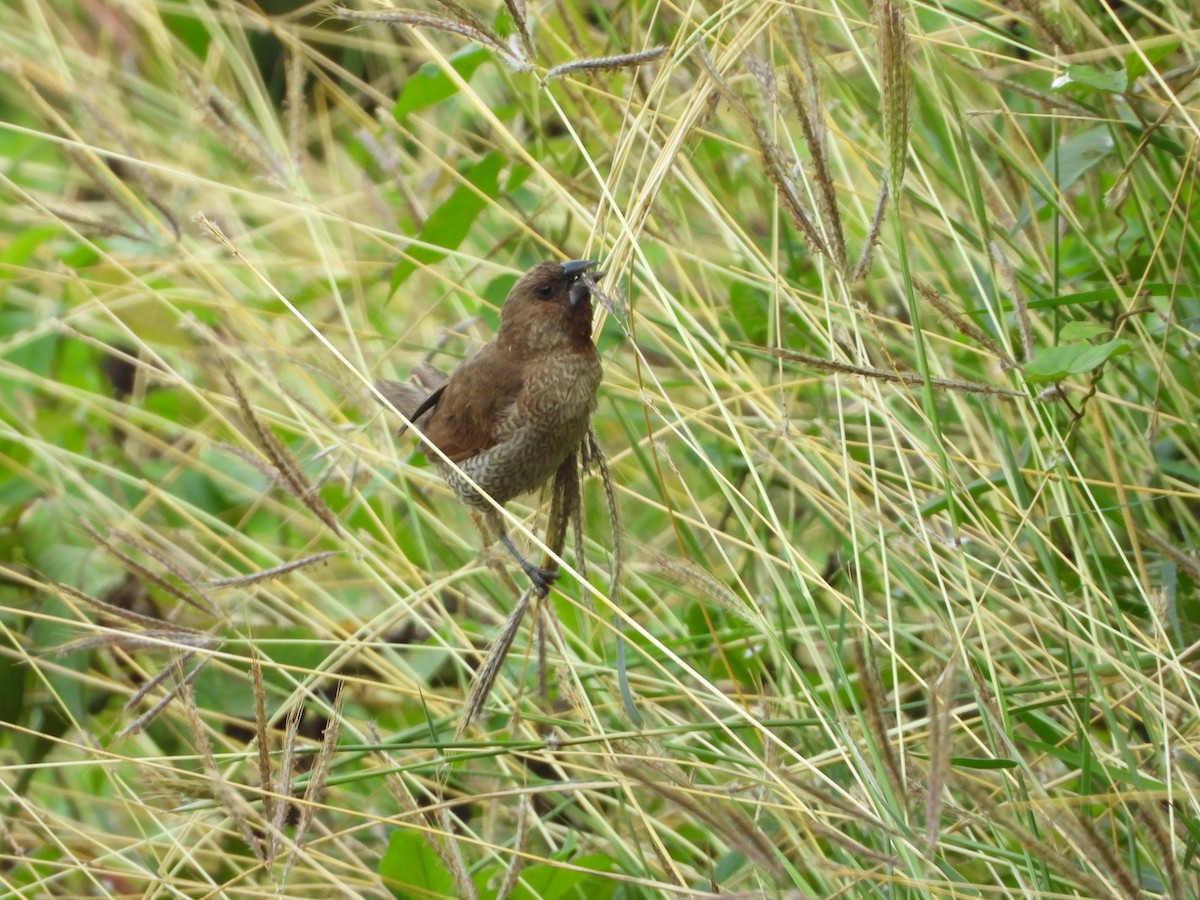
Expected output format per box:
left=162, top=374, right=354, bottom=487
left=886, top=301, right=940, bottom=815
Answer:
left=1126, top=41, right=1178, bottom=83
left=18, top=499, right=118, bottom=592
left=0, top=225, right=59, bottom=278
left=379, top=829, right=455, bottom=899
left=729, top=280, right=769, bottom=344
left=1059, top=321, right=1109, bottom=341
left=393, top=45, right=492, bottom=122
left=390, top=151, right=506, bottom=294
left=1024, top=339, right=1131, bottom=383
left=162, top=10, right=212, bottom=59
left=58, top=240, right=100, bottom=269
left=506, top=855, right=619, bottom=900
left=1017, top=126, right=1114, bottom=228
left=1049, top=127, right=1116, bottom=188
left=1052, top=64, right=1127, bottom=94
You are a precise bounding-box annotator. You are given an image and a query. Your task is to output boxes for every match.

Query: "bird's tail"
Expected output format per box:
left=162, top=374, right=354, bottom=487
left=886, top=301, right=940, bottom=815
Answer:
left=375, top=363, right=449, bottom=436
left=375, top=378, right=426, bottom=419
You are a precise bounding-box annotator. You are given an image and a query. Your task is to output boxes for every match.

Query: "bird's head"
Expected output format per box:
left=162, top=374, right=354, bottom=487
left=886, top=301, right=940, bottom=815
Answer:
left=499, top=259, right=604, bottom=351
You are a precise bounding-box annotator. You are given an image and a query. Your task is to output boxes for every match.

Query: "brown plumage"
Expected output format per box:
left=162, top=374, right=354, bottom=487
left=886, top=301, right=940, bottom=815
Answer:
left=377, top=259, right=604, bottom=595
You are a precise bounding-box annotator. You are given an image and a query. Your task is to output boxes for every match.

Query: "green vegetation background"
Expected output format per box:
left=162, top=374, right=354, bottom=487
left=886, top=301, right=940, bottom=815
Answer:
left=1, top=0, right=1198, bottom=897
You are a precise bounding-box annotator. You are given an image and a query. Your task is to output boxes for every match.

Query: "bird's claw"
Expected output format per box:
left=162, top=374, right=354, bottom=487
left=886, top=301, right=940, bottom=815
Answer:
left=499, top=532, right=559, bottom=596
left=523, top=563, right=558, bottom=597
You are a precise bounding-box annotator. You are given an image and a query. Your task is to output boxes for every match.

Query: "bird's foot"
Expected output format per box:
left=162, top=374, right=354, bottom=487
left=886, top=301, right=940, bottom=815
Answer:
left=522, top=562, right=558, bottom=597
left=499, top=531, right=558, bottom=597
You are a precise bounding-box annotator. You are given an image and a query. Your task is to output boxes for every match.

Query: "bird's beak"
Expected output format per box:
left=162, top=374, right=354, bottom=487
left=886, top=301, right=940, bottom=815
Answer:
left=564, top=260, right=602, bottom=309
left=561, top=259, right=598, bottom=279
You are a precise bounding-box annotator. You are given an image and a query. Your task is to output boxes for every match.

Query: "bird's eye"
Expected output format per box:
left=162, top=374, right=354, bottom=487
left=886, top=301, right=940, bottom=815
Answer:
left=535, top=283, right=554, bottom=299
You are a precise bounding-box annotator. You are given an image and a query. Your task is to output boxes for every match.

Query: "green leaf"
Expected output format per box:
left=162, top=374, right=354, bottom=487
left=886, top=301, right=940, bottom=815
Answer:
left=18, top=500, right=118, bottom=591
left=971, top=283, right=1200, bottom=314
left=729, top=281, right=769, bottom=344
left=1052, top=64, right=1127, bottom=94
left=393, top=45, right=492, bottom=122
left=0, top=225, right=59, bottom=277
left=1016, top=126, right=1114, bottom=228
left=1059, top=321, right=1109, bottom=341
left=390, top=151, right=507, bottom=294
left=1048, top=127, right=1115, bottom=189
left=1126, top=41, right=1178, bottom=83
left=161, top=10, right=212, bottom=59
left=506, top=855, right=619, bottom=900
left=948, top=756, right=1019, bottom=770
left=1024, top=339, right=1131, bottom=383
left=379, top=829, right=455, bottom=899
left=0, top=641, right=27, bottom=728
left=58, top=241, right=100, bottom=269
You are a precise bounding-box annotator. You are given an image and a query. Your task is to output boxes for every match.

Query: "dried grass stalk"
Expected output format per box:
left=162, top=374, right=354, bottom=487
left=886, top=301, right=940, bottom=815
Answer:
left=81, top=522, right=215, bottom=615
left=284, top=684, right=344, bottom=880
left=698, top=46, right=830, bottom=260
left=455, top=586, right=535, bottom=738
left=737, top=343, right=1026, bottom=398
left=925, top=657, right=958, bottom=851
left=206, top=551, right=339, bottom=588
left=545, top=46, right=667, bottom=80
left=915, top=278, right=1018, bottom=368
left=873, top=0, right=911, bottom=192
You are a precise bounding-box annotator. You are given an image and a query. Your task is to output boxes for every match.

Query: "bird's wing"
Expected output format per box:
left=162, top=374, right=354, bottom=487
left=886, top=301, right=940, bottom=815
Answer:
left=421, top=345, right=524, bottom=462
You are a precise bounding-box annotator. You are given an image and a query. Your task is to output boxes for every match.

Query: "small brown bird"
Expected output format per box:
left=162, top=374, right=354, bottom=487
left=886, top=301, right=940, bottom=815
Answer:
left=378, top=259, right=604, bottom=595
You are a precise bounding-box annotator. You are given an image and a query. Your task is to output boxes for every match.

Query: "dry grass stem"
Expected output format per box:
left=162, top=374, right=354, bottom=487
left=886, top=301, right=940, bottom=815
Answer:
left=53, top=629, right=215, bottom=656
left=989, top=241, right=1031, bottom=362
left=915, top=278, right=1018, bottom=368
left=500, top=0, right=534, bottom=62
left=925, top=658, right=957, bottom=851
left=495, top=795, right=532, bottom=900
left=81, top=522, right=215, bottom=615
left=586, top=429, right=621, bottom=593
left=1008, top=0, right=1072, bottom=54
left=698, top=45, right=832, bottom=261
left=119, top=654, right=208, bottom=737
left=272, top=702, right=304, bottom=860
left=183, top=73, right=290, bottom=185
left=652, top=553, right=751, bottom=626
left=206, top=552, right=340, bottom=588
left=545, top=46, right=667, bottom=81
left=851, top=180, right=889, bottom=281
left=739, top=344, right=1027, bottom=397
left=55, top=582, right=189, bottom=632
left=621, top=762, right=783, bottom=879
left=873, top=0, right=911, bottom=193
left=182, top=681, right=265, bottom=862
left=210, top=346, right=341, bottom=535
left=333, top=7, right=517, bottom=66
left=456, top=586, right=535, bottom=738
left=248, top=649, right=275, bottom=857
left=779, top=27, right=846, bottom=269
left=854, top=642, right=905, bottom=807
left=284, top=684, right=344, bottom=879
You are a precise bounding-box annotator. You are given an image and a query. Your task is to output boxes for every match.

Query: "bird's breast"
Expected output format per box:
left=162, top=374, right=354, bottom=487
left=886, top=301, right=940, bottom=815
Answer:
left=445, top=349, right=601, bottom=507
left=518, top=350, right=602, bottom=424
